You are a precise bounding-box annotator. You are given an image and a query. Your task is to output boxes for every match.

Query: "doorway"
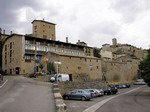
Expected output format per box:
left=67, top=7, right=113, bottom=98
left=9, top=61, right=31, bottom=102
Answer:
left=16, top=67, right=20, bottom=75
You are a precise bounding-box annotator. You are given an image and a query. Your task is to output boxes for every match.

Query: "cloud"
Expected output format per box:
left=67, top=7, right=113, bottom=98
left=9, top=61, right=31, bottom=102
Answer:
left=0, top=0, right=150, bottom=49
left=110, top=0, right=150, bottom=23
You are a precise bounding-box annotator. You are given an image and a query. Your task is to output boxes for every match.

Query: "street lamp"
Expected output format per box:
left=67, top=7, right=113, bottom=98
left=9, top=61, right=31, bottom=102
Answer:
left=54, top=61, right=61, bottom=84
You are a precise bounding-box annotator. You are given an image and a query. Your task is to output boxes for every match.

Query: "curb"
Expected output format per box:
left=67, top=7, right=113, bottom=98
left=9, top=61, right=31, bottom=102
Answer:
left=53, top=83, right=67, bottom=112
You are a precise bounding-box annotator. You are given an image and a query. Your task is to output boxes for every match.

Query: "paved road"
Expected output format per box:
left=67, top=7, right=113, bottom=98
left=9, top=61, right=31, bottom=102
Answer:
left=96, top=86, right=150, bottom=112
left=0, top=76, right=56, bottom=112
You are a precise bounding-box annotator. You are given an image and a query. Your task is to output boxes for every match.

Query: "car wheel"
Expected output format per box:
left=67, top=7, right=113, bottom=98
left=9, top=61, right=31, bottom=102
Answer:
left=107, top=92, right=111, bottom=95
left=81, top=96, right=86, bottom=101
left=112, top=92, right=116, bottom=94
left=64, top=96, right=69, bottom=100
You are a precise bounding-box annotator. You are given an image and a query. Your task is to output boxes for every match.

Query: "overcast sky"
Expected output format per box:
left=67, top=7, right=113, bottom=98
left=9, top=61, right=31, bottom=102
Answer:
left=0, top=0, right=150, bottom=49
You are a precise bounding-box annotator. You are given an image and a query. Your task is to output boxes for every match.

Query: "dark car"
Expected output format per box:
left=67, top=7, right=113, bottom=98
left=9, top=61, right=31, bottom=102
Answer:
left=109, top=85, right=118, bottom=94
left=103, top=85, right=118, bottom=95
left=115, top=84, right=130, bottom=89
left=63, top=89, right=92, bottom=101
left=102, top=87, right=111, bottom=95
left=124, top=84, right=130, bottom=88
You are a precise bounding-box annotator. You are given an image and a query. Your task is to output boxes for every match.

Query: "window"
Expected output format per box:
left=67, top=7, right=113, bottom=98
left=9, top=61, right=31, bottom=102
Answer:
left=25, top=55, right=32, bottom=62
left=34, top=25, right=37, bottom=29
left=5, top=45, right=7, bottom=51
left=5, top=59, right=7, bottom=64
left=10, top=50, right=12, bottom=57
left=78, top=66, right=81, bottom=70
left=10, top=58, right=12, bottom=63
left=10, top=42, right=12, bottom=49
left=5, top=52, right=7, bottom=59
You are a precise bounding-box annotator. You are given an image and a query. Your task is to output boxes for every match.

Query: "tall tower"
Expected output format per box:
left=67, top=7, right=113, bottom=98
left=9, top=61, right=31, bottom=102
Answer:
left=32, top=19, right=56, bottom=40
left=112, top=38, right=117, bottom=45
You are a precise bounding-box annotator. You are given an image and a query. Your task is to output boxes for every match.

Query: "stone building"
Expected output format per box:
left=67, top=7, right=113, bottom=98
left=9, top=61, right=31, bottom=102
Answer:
left=32, top=19, right=56, bottom=40
left=102, top=57, right=140, bottom=83
left=43, top=52, right=102, bottom=81
left=2, top=19, right=103, bottom=81
left=100, top=38, right=144, bottom=83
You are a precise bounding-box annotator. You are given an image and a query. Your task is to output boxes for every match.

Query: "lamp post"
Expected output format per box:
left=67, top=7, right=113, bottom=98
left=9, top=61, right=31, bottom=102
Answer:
left=54, top=61, right=61, bottom=84
left=34, top=42, right=37, bottom=77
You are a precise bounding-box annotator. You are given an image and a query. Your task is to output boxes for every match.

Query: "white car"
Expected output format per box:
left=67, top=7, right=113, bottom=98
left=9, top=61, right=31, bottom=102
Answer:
left=50, top=77, right=55, bottom=82
left=134, top=79, right=146, bottom=85
left=84, top=89, right=104, bottom=97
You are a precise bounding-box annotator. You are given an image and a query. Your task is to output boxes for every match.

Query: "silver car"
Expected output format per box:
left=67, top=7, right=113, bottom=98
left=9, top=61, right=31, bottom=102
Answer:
left=134, top=79, right=146, bottom=85
left=63, top=89, right=92, bottom=101
left=84, top=89, right=104, bottom=97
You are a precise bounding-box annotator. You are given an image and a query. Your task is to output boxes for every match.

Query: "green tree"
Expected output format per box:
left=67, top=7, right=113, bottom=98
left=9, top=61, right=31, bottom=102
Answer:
left=139, top=49, right=150, bottom=86
left=39, top=63, right=44, bottom=71
left=94, top=48, right=101, bottom=58
left=47, top=62, right=56, bottom=74
left=0, top=34, right=7, bottom=68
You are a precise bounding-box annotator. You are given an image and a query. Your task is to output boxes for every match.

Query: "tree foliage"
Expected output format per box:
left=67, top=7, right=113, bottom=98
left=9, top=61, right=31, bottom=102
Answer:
left=94, top=48, right=101, bottom=58
left=47, top=62, right=56, bottom=74
left=139, top=49, right=150, bottom=86
left=0, top=35, right=7, bottom=68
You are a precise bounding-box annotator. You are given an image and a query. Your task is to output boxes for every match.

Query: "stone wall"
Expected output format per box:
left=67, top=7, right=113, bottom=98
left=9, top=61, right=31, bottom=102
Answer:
left=58, top=80, right=106, bottom=95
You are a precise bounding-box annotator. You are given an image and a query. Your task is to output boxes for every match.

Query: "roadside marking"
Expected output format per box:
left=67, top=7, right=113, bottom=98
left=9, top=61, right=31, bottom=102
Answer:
left=0, top=79, right=8, bottom=89
left=82, top=85, right=145, bottom=112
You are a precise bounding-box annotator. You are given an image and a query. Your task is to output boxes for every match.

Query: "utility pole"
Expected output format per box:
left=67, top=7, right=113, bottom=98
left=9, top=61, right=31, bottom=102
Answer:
left=54, top=61, right=61, bottom=84
left=34, top=40, right=37, bottom=77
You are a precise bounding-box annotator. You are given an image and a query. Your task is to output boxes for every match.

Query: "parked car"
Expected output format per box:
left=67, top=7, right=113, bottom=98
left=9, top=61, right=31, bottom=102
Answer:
left=103, top=85, right=118, bottom=95
left=84, top=89, right=98, bottom=97
left=63, top=89, right=92, bottom=101
left=108, top=85, right=118, bottom=94
left=124, top=84, right=131, bottom=88
left=97, top=89, right=104, bottom=96
left=50, top=74, right=70, bottom=82
left=134, top=79, right=146, bottom=85
left=102, top=86, right=111, bottom=95
left=84, top=89, right=104, bottom=97
left=114, top=84, right=129, bottom=89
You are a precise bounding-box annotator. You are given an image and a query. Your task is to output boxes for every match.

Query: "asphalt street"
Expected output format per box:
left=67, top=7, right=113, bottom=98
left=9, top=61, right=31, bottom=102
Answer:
left=96, top=86, right=150, bottom=112
left=64, top=85, right=149, bottom=112
left=0, top=76, right=56, bottom=112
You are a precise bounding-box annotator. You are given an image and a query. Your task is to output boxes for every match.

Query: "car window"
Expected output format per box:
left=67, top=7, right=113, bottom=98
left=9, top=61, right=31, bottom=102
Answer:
left=77, top=90, right=83, bottom=93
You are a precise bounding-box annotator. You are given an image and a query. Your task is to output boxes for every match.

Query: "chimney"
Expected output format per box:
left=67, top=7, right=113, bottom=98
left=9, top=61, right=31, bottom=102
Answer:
left=78, top=40, right=80, bottom=43
left=10, top=31, right=13, bottom=35
left=66, top=37, right=68, bottom=43
left=3, top=30, right=5, bottom=34
left=112, top=38, right=117, bottom=45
